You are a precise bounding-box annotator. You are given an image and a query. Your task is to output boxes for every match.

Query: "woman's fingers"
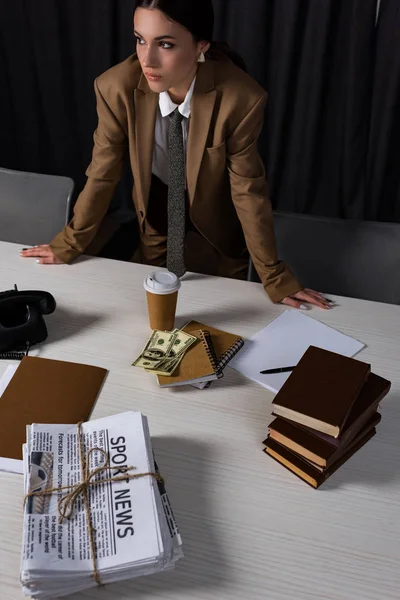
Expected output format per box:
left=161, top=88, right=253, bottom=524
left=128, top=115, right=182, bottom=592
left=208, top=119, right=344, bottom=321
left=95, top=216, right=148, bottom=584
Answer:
left=293, top=290, right=331, bottom=309
left=20, top=244, right=50, bottom=256
left=281, top=296, right=307, bottom=310
left=36, top=254, right=63, bottom=264
left=20, top=245, right=63, bottom=264
left=304, top=288, right=334, bottom=304
left=281, top=289, right=335, bottom=310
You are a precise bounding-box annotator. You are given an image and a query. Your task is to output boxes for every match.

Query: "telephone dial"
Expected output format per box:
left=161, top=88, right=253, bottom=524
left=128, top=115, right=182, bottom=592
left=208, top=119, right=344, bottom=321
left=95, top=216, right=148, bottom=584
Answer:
left=0, top=285, right=56, bottom=359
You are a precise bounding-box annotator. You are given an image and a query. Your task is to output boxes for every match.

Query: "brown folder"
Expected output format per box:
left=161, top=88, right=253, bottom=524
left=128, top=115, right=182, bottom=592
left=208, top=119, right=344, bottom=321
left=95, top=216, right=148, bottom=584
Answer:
left=271, top=346, right=371, bottom=437
left=0, top=356, right=107, bottom=460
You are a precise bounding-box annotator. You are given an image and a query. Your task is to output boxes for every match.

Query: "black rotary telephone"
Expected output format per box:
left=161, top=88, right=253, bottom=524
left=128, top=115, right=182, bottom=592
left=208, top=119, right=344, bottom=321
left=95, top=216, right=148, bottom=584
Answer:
left=0, top=285, right=56, bottom=359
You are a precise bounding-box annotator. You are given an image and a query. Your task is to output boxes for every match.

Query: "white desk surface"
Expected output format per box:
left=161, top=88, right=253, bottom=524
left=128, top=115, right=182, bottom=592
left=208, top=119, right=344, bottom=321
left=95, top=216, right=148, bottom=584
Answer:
left=0, top=240, right=399, bottom=600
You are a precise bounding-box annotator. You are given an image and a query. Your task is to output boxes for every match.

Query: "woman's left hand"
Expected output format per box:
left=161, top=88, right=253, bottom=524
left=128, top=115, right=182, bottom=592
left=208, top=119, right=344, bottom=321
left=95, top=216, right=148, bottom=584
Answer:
left=281, top=288, right=334, bottom=310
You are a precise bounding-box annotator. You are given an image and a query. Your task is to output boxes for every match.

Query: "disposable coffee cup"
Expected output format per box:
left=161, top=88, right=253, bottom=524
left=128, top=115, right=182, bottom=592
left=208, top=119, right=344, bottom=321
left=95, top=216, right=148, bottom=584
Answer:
left=143, top=270, right=181, bottom=331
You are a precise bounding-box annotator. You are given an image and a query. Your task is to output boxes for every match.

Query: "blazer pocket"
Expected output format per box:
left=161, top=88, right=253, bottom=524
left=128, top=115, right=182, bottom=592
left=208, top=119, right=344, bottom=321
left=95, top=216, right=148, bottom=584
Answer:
left=206, top=141, right=226, bottom=154
left=200, top=142, right=227, bottom=191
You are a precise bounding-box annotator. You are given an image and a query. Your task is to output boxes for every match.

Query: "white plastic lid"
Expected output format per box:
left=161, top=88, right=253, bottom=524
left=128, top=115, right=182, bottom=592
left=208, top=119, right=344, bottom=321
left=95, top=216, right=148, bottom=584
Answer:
left=143, top=270, right=181, bottom=295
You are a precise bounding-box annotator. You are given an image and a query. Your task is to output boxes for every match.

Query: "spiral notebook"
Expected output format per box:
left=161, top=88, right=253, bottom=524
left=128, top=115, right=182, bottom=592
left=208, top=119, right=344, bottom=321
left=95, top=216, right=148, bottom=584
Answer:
left=156, top=329, right=219, bottom=388
left=180, top=320, right=244, bottom=389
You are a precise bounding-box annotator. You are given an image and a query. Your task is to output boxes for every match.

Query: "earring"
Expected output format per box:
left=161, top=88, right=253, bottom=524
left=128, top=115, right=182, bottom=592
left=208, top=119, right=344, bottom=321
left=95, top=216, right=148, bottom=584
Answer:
left=197, top=51, right=205, bottom=63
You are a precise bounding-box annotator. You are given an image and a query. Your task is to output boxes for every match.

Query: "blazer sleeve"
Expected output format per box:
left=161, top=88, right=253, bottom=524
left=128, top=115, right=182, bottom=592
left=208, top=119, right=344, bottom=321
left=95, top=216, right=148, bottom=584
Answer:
left=226, top=93, right=303, bottom=303
left=49, top=77, right=128, bottom=263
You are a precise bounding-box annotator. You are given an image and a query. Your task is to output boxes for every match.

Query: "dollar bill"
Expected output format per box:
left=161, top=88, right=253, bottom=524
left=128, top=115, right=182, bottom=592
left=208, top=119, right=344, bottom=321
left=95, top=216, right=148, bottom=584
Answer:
left=168, top=330, right=197, bottom=358
left=132, top=330, right=177, bottom=370
left=145, top=330, right=198, bottom=376
left=145, top=353, right=184, bottom=377
left=133, top=357, right=166, bottom=370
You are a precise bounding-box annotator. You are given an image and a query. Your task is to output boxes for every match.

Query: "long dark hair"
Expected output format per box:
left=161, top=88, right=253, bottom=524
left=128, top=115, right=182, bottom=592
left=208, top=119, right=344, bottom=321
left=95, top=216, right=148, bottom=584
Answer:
left=134, top=0, right=247, bottom=72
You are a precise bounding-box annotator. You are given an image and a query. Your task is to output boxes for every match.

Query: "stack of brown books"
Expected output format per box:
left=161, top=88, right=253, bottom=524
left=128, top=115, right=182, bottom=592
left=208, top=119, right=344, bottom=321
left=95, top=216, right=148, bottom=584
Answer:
left=263, top=346, right=391, bottom=488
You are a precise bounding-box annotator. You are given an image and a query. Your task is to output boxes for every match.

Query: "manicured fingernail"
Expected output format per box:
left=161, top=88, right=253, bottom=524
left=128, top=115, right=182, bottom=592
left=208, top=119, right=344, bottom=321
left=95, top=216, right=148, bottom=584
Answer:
left=300, top=304, right=308, bottom=310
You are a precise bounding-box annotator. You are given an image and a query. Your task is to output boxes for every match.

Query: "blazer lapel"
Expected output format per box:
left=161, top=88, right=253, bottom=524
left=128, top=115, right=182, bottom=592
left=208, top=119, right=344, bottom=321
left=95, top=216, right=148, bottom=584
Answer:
left=187, top=61, right=217, bottom=205
left=134, top=73, right=158, bottom=212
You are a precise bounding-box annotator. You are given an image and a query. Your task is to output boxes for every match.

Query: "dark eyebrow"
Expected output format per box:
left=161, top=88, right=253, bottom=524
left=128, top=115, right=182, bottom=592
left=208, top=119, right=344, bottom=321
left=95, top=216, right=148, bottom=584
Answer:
left=134, top=30, right=176, bottom=41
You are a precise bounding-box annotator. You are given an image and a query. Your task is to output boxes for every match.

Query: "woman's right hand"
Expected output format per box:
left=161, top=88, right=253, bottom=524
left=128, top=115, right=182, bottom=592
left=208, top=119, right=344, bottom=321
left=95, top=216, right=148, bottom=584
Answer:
left=19, top=244, right=64, bottom=264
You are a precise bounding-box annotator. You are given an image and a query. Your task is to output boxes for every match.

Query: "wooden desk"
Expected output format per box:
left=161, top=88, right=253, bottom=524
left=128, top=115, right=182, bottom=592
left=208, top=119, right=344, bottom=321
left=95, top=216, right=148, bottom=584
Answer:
left=0, top=241, right=399, bottom=600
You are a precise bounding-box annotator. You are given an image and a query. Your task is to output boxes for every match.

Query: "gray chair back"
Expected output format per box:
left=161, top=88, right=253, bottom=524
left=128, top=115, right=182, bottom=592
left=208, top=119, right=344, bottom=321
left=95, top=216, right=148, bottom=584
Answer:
left=0, top=167, right=74, bottom=246
left=248, top=211, right=400, bottom=305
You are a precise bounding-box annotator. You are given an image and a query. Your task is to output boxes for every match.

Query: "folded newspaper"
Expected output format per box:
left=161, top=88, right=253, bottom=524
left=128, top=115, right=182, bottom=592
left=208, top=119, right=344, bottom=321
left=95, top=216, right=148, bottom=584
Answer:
left=20, top=412, right=183, bottom=598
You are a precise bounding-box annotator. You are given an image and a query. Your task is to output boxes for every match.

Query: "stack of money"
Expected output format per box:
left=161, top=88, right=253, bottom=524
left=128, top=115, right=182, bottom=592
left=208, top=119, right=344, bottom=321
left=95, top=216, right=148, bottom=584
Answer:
left=133, top=329, right=197, bottom=376
left=20, top=412, right=183, bottom=599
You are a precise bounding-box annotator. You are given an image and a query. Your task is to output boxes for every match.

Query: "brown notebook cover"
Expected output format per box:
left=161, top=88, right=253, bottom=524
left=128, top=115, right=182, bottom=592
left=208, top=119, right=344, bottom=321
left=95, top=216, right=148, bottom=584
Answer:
left=181, top=320, right=244, bottom=374
left=0, top=356, right=107, bottom=460
left=157, top=329, right=219, bottom=387
left=277, top=372, right=391, bottom=451
left=264, top=425, right=376, bottom=489
left=267, top=412, right=381, bottom=469
left=271, top=345, right=371, bottom=437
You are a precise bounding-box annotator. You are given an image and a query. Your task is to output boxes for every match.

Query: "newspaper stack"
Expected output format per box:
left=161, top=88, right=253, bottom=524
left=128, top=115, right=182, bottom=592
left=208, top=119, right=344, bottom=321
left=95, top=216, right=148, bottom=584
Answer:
left=20, top=412, right=183, bottom=599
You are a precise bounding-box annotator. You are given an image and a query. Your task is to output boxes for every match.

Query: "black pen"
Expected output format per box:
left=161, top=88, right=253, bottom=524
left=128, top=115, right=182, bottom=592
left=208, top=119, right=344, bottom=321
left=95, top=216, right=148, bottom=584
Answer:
left=259, top=366, right=296, bottom=375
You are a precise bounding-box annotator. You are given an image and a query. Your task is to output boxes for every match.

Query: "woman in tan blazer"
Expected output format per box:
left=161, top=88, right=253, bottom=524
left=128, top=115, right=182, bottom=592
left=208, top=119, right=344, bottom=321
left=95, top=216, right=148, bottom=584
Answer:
left=21, top=0, right=331, bottom=310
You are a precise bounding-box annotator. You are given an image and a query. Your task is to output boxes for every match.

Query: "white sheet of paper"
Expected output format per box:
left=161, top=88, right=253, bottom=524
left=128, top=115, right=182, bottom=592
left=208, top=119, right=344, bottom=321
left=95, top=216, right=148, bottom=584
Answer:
left=0, top=364, right=22, bottom=473
left=0, top=456, right=23, bottom=474
left=0, top=363, right=18, bottom=395
left=229, top=310, right=365, bottom=393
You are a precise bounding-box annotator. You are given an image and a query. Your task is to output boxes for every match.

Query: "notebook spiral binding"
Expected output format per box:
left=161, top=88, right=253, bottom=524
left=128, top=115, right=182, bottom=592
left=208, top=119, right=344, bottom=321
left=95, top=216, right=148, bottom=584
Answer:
left=217, top=338, right=245, bottom=374
left=0, top=342, right=30, bottom=361
left=199, top=330, right=221, bottom=376
left=0, top=351, right=25, bottom=361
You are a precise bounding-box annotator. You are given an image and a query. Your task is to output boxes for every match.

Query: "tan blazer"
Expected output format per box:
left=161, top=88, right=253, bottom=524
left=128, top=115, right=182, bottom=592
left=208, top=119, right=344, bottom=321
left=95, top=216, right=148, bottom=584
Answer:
left=50, top=54, right=302, bottom=303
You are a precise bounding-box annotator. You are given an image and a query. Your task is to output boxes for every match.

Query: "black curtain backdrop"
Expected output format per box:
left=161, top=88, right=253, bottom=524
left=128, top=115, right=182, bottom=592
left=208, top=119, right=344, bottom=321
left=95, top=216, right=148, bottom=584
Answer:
left=0, top=0, right=399, bottom=225
left=367, top=0, right=400, bottom=221
left=0, top=0, right=137, bottom=223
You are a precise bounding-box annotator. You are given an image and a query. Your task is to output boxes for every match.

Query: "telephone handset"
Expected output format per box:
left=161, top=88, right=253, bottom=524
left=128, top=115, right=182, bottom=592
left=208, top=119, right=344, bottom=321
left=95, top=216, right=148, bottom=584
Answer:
left=0, top=285, right=56, bottom=359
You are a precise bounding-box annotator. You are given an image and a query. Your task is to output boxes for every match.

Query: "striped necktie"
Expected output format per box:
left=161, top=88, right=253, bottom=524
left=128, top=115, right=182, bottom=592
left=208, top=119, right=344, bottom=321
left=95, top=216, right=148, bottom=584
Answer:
left=167, top=108, right=186, bottom=278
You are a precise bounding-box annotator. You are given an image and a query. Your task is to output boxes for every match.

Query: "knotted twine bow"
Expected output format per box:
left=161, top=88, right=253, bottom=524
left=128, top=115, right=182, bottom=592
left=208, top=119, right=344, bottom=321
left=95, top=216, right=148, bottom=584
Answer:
left=23, top=422, right=164, bottom=586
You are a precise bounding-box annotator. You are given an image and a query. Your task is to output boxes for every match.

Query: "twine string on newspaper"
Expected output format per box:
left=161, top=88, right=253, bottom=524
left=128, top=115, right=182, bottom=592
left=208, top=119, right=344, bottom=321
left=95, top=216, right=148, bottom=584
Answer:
left=23, top=422, right=164, bottom=586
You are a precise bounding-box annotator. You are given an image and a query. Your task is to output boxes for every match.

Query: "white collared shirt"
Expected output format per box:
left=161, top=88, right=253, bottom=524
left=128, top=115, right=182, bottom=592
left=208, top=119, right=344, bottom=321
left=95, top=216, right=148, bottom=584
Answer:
left=152, top=77, right=196, bottom=186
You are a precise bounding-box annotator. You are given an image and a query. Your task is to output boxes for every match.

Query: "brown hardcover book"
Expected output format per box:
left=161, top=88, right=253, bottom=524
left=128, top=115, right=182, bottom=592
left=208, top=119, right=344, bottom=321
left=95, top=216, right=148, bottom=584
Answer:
left=0, top=356, right=107, bottom=461
left=157, top=329, right=219, bottom=387
left=264, top=425, right=376, bottom=488
left=280, top=372, right=391, bottom=450
left=267, top=412, right=380, bottom=469
left=271, top=345, right=371, bottom=437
